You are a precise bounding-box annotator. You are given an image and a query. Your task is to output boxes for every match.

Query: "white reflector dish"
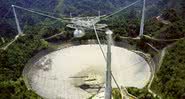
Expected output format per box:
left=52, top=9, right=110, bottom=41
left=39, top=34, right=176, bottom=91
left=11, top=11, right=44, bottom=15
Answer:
left=23, top=44, right=151, bottom=99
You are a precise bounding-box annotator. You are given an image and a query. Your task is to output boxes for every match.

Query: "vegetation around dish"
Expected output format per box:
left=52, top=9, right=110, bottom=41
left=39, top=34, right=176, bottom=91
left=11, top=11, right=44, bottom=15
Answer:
left=0, top=0, right=185, bottom=98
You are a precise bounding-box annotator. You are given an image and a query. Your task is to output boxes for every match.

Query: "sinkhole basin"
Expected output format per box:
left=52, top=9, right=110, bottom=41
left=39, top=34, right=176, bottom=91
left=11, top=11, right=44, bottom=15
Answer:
left=23, top=44, right=151, bottom=99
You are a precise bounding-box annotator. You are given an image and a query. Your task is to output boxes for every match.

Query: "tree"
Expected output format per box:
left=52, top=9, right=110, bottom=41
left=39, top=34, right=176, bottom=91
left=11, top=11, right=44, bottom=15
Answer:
left=151, top=39, right=185, bottom=99
left=162, top=9, right=180, bottom=22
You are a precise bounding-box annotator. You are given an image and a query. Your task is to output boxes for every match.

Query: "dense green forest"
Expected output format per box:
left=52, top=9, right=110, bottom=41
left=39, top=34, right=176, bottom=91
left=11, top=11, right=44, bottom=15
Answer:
left=0, top=32, right=48, bottom=98
left=0, top=0, right=185, bottom=98
left=151, top=39, right=185, bottom=99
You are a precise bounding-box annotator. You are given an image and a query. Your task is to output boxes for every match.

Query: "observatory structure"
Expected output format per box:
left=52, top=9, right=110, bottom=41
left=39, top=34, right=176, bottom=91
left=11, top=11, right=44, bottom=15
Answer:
left=1, top=0, right=160, bottom=98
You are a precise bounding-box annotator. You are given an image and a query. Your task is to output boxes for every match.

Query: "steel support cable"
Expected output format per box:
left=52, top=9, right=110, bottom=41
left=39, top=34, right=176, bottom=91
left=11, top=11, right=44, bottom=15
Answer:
left=93, top=24, right=123, bottom=97
left=0, top=7, right=12, bottom=43
left=44, top=32, right=64, bottom=40
left=93, top=24, right=106, bottom=60
left=12, top=5, right=66, bottom=22
left=26, top=7, right=64, bottom=18
left=1, top=6, right=23, bottom=50
left=93, top=25, right=140, bottom=99
left=146, top=43, right=159, bottom=52
left=102, top=0, right=141, bottom=20
left=1, top=35, right=18, bottom=50
left=2, top=5, right=62, bottom=50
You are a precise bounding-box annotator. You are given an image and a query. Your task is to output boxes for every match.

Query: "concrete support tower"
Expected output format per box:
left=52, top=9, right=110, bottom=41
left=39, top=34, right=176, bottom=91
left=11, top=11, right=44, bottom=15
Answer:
left=105, top=30, right=113, bottom=99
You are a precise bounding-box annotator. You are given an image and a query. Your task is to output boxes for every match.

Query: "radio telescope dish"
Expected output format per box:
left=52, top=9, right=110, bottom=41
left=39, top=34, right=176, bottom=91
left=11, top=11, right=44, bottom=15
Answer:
left=23, top=44, right=151, bottom=99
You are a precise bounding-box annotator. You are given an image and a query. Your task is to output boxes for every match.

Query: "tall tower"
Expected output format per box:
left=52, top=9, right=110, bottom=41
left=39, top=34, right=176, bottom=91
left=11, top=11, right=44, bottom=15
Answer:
left=12, top=5, right=24, bottom=36
left=139, top=0, right=146, bottom=38
left=105, top=30, right=113, bottom=99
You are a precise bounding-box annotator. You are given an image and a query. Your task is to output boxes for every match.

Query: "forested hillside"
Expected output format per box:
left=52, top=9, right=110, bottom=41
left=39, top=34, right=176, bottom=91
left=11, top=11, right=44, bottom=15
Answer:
left=1, top=0, right=185, bottom=38
left=0, top=0, right=185, bottom=98
left=151, top=39, right=185, bottom=99
left=0, top=33, right=48, bottom=98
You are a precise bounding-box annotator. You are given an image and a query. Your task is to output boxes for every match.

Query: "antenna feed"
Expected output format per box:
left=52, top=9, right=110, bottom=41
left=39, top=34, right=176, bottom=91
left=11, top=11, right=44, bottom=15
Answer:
left=105, top=29, right=113, bottom=35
